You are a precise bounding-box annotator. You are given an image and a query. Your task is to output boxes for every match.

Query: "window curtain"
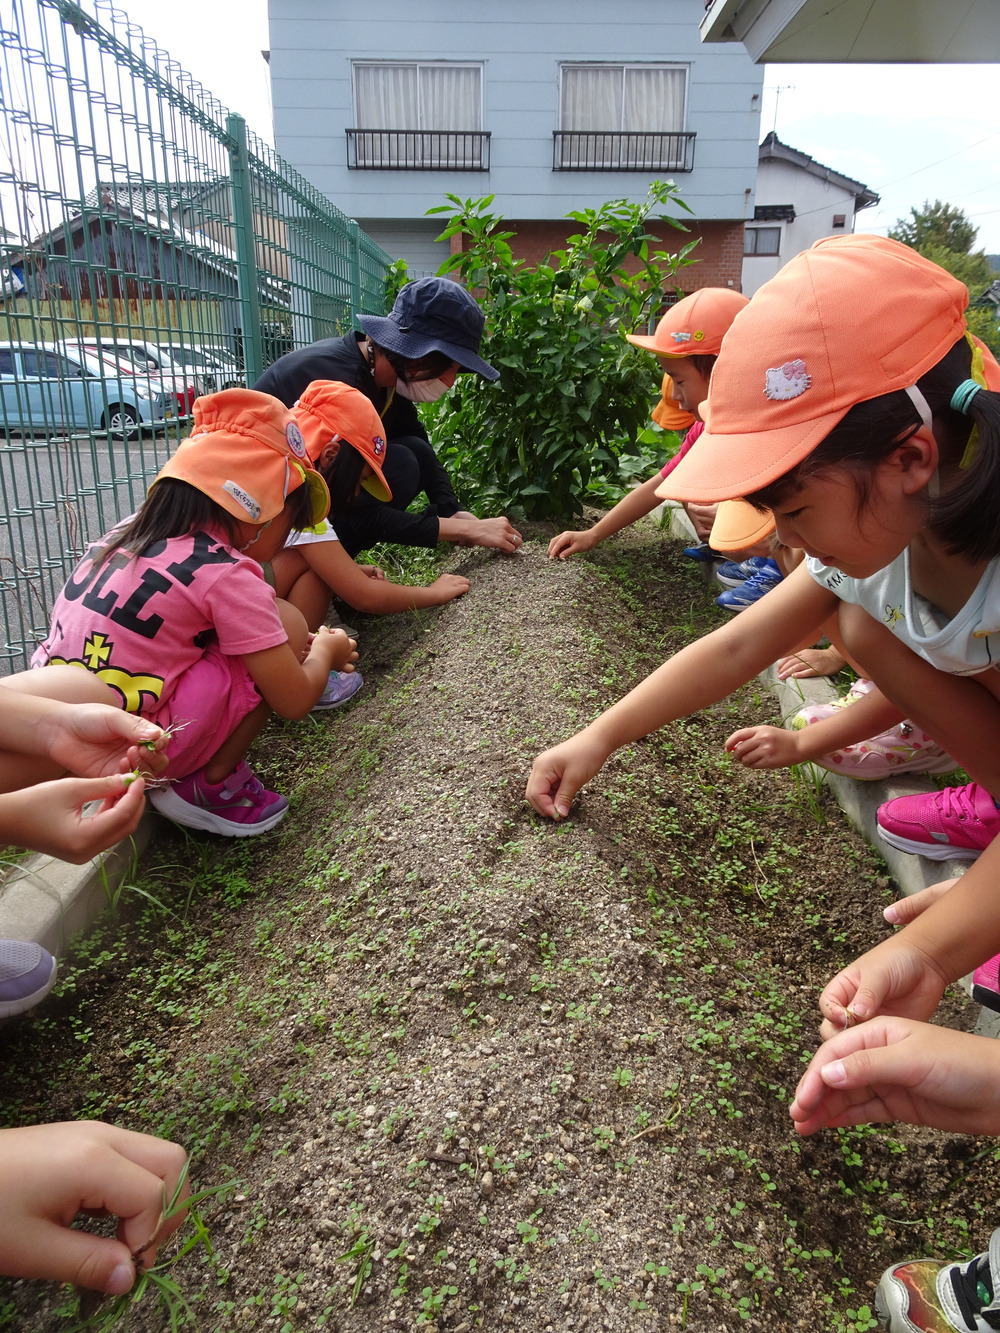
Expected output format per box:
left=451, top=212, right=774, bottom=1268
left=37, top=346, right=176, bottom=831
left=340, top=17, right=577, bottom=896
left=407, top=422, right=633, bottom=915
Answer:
left=354, top=64, right=479, bottom=166
left=561, top=65, right=686, bottom=169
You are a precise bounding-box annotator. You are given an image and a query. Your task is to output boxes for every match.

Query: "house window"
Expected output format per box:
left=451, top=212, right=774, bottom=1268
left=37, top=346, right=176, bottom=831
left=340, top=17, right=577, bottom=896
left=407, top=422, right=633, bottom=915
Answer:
left=555, top=63, right=693, bottom=171
left=349, top=62, right=488, bottom=170
left=832, top=213, right=847, bottom=229
left=744, top=226, right=781, bottom=257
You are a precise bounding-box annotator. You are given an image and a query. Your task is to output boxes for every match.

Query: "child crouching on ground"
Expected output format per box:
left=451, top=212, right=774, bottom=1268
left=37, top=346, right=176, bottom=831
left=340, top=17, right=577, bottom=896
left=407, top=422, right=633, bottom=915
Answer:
left=31, top=389, right=356, bottom=837
left=270, top=379, right=471, bottom=710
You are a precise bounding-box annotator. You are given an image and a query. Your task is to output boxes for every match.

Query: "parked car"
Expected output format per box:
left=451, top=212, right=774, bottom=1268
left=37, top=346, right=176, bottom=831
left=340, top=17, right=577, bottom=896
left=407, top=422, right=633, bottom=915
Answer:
left=68, top=342, right=196, bottom=421
left=0, top=342, right=167, bottom=438
left=93, top=339, right=203, bottom=399
left=161, top=344, right=245, bottom=393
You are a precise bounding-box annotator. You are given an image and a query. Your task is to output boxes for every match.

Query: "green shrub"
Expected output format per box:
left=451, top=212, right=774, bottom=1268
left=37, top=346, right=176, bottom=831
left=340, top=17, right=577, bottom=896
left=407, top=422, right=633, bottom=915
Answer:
left=420, top=183, right=698, bottom=520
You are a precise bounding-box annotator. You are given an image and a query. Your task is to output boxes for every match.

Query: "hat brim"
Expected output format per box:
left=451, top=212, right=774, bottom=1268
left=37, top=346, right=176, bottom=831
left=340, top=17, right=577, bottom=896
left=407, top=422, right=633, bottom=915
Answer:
left=658, top=405, right=846, bottom=504
left=710, top=500, right=775, bottom=552
left=358, top=313, right=499, bottom=381
left=361, top=473, right=392, bottom=503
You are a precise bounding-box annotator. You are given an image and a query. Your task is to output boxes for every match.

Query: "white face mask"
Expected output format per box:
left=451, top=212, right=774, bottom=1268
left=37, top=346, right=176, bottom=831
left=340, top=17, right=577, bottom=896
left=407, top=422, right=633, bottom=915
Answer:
left=395, top=376, right=452, bottom=403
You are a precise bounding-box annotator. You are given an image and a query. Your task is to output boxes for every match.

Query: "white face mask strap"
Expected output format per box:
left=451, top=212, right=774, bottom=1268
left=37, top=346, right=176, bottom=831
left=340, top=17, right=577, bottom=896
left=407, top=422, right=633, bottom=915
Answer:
left=903, top=384, right=938, bottom=498
left=904, top=384, right=933, bottom=432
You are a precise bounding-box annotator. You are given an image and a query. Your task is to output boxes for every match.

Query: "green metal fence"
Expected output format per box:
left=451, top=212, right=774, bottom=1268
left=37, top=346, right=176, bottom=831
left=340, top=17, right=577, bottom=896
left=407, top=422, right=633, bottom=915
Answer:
left=0, top=0, right=393, bottom=671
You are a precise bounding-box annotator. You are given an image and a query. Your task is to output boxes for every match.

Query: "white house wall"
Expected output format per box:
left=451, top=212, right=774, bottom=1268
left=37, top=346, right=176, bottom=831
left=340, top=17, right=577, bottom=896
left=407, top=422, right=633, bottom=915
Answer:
left=267, top=0, right=764, bottom=230
left=743, top=157, right=861, bottom=295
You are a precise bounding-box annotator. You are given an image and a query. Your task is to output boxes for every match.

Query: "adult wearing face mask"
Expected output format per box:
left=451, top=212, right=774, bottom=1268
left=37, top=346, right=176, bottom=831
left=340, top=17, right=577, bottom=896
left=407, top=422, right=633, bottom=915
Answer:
left=254, top=277, right=522, bottom=557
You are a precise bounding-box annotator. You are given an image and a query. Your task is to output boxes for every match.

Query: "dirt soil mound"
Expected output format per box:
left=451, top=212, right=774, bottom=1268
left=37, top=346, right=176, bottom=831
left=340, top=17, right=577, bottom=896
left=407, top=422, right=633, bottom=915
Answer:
left=0, top=525, right=990, bottom=1333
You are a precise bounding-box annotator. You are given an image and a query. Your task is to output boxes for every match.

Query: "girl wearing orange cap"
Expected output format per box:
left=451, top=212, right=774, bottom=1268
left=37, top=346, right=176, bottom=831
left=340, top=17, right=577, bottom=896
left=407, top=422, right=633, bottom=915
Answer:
left=30, top=389, right=356, bottom=837
left=270, top=382, right=471, bottom=682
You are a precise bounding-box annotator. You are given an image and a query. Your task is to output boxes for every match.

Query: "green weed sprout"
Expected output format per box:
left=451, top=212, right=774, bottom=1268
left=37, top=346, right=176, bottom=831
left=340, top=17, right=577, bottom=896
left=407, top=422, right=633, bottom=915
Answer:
left=70, top=1158, right=241, bottom=1332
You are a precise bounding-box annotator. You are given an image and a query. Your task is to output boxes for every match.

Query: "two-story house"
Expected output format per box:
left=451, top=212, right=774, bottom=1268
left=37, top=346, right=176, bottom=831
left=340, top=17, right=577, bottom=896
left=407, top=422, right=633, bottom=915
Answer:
left=267, top=0, right=764, bottom=293
left=743, top=133, right=879, bottom=295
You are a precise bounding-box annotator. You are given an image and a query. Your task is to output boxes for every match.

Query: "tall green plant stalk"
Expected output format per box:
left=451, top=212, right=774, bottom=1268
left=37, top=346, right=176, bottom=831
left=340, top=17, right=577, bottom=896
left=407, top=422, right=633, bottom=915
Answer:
left=421, top=184, right=698, bottom=520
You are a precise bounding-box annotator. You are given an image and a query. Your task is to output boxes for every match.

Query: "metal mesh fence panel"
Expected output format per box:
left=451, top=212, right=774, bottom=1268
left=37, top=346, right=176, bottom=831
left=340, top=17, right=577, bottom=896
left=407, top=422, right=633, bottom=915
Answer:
left=0, top=0, right=391, bottom=670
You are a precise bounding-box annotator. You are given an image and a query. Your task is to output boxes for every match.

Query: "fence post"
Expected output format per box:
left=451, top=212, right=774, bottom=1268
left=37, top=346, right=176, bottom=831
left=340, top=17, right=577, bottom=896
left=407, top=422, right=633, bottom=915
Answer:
left=227, top=113, right=265, bottom=385
left=348, top=218, right=362, bottom=322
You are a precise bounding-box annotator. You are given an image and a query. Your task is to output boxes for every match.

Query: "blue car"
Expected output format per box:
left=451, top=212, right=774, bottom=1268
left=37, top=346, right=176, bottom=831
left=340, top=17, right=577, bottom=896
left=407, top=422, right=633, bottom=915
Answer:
left=0, top=341, right=168, bottom=438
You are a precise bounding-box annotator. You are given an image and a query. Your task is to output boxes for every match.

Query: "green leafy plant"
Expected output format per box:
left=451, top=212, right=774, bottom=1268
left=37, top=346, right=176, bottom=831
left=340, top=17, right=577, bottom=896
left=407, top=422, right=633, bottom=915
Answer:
left=421, top=183, right=697, bottom=519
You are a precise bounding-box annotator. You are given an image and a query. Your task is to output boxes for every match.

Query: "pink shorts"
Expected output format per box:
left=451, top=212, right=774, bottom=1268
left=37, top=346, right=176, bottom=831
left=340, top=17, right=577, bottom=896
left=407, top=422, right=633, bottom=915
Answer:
left=150, top=645, right=261, bottom=778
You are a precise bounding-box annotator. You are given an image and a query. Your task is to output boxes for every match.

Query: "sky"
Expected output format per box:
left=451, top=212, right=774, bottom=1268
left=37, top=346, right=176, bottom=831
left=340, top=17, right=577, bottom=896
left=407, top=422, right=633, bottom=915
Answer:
left=114, top=0, right=1000, bottom=256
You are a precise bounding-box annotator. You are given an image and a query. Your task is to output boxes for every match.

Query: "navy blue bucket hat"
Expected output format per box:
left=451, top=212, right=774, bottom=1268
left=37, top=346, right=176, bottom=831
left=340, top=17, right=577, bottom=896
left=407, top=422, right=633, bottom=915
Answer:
left=358, top=277, right=499, bottom=381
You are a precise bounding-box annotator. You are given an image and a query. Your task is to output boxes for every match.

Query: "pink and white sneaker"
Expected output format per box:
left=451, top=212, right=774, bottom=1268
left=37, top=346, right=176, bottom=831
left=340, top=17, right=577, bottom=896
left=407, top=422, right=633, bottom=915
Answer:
left=149, top=761, right=289, bottom=837
left=791, top=677, right=876, bottom=728
left=973, top=953, right=1000, bottom=1013
left=813, top=721, right=958, bottom=782
left=877, top=782, right=1000, bottom=861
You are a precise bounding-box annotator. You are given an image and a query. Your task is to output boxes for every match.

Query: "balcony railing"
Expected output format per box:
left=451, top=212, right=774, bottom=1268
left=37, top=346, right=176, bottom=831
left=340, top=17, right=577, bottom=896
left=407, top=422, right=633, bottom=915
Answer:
left=552, top=131, right=696, bottom=172
left=347, top=130, right=491, bottom=171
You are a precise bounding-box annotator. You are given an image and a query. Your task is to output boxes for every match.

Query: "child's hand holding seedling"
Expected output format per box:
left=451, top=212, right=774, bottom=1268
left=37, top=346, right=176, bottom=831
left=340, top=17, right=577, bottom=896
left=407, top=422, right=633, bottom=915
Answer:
left=0, top=771, right=149, bottom=861
left=0, top=1121, right=188, bottom=1292
left=29, top=696, right=166, bottom=780
left=310, top=625, right=358, bottom=674
left=816, top=933, right=951, bottom=1041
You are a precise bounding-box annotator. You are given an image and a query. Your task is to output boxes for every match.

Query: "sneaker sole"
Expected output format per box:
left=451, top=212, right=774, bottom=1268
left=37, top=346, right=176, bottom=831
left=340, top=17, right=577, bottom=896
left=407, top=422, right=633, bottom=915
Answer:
left=715, top=571, right=752, bottom=589
left=816, top=755, right=961, bottom=782
left=149, top=787, right=289, bottom=837
left=876, top=824, right=984, bottom=861
left=972, top=981, right=1000, bottom=1013
left=0, top=954, right=57, bottom=1019
left=312, top=684, right=364, bottom=712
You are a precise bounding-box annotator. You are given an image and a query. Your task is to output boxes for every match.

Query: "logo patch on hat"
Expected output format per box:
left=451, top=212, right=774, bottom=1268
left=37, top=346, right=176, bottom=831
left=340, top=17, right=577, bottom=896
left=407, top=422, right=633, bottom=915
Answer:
left=372, top=435, right=386, bottom=457
left=222, top=480, right=262, bottom=521
left=285, top=422, right=307, bottom=459
left=693, top=330, right=705, bottom=341
left=764, top=360, right=811, bottom=401
left=670, top=331, right=692, bottom=344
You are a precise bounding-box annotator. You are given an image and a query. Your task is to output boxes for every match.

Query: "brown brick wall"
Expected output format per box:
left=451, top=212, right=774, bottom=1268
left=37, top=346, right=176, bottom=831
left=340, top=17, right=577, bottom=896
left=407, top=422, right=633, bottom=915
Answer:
left=460, top=218, right=746, bottom=292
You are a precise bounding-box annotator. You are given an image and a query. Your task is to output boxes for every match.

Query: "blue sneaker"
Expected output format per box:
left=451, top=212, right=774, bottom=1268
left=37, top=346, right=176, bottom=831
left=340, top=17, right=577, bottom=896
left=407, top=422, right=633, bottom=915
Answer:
left=682, top=543, right=725, bottom=563
left=716, top=563, right=783, bottom=612
left=0, top=940, right=57, bottom=1018
left=715, top=556, right=780, bottom=589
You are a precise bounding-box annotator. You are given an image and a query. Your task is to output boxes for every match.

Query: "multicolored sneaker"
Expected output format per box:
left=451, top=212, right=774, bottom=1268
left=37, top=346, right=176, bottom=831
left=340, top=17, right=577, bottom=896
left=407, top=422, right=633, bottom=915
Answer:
left=972, top=954, right=1000, bottom=1014
left=312, top=669, right=364, bottom=712
left=715, top=561, right=783, bottom=612
left=877, top=782, right=1000, bottom=862
left=0, top=940, right=57, bottom=1019
left=715, top=556, right=780, bottom=589
left=149, top=761, right=289, bottom=837
left=875, top=1227, right=1000, bottom=1331
left=791, top=677, right=876, bottom=728
left=813, top=722, right=958, bottom=782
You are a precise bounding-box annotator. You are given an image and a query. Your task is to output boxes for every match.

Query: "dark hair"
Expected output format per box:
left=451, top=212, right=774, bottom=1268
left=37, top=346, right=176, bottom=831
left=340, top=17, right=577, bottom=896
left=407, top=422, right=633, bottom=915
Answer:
left=745, top=335, right=1000, bottom=563
left=98, top=479, right=241, bottom=563
left=320, top=442, right=366, bottom=517
left=689, top=353, right=717, bottom=380
left=372, top=340, right=454, bottom=383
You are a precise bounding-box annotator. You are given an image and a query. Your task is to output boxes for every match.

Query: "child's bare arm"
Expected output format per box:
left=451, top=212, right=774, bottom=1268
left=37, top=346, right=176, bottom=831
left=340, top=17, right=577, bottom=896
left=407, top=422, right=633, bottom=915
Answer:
left=0, top=774, right=148, bottom=862
left=548, top=472, right=666, bottom=559
left=301, top=541, right=469, bottom=612
left=526, top=564, right=837, bottom=817
left=244, top=629, right=357, bottom=720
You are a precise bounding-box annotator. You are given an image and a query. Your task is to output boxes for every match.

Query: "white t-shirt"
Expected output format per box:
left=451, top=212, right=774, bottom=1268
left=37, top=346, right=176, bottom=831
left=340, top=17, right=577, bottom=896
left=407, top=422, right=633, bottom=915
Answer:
left=807, top=552, right=1000, bottom=676
left=284, top=518, right=339, bottom=548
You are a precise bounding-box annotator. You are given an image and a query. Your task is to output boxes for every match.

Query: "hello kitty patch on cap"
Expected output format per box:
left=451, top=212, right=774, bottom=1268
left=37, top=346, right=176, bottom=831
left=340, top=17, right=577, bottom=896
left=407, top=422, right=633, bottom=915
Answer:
left=764, top=360, right=811, bottom=401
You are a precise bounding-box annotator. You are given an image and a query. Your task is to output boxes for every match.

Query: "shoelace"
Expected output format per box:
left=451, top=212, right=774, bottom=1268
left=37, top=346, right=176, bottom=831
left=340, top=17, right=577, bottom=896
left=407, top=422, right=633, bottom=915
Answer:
left=936, top=783, right=985, bottom=824
left=951, top=1251, right=1000, bottom=1329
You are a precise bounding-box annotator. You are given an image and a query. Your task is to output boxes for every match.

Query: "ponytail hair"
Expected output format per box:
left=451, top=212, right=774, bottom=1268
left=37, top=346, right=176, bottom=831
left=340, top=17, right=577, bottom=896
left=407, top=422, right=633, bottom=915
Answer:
left=746, top=335, right=1000, bottom=564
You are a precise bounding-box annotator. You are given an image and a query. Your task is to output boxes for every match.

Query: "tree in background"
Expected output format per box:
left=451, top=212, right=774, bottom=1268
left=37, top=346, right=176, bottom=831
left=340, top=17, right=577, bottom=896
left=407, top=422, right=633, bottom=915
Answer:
left=419, top=184, right=697, bottom=521
left=889, top=201, right=999, bottom=357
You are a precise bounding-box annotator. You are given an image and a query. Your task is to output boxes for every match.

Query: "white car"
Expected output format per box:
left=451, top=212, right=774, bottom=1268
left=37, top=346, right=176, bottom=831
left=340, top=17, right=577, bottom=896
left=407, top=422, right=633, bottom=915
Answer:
left=161, top=344, right=245, bottom=393
left=94, top=339, right=202, bottom=400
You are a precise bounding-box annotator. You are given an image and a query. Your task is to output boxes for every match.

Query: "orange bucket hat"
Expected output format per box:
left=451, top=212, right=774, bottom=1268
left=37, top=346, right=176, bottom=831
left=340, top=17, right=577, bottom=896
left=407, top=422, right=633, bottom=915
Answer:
left=650, top=374, right=696, bottom=432
left=155, top=387, right=330, bottom=525
left=661, top=234, right=970, bottom=504
left=291, top=380, right=393, bottom=502
left=627, top=288, right=750, bottom=358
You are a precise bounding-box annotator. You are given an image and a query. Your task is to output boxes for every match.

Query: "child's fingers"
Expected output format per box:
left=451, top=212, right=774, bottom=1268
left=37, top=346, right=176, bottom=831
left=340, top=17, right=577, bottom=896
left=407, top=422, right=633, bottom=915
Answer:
left=724, top=727, right=756, bottom=752
left=883, top=878, right=959, bottom=926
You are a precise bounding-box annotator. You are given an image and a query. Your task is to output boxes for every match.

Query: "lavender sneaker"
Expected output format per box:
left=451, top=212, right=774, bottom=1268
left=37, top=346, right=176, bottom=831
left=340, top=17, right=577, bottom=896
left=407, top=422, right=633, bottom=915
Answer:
left=312, top=669, right=364, bottom=712
left=0, top=940, right=57, bottom=1018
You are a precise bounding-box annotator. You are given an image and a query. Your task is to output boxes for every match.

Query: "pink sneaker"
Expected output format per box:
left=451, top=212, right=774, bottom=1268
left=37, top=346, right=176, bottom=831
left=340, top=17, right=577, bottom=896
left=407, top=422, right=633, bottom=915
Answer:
left=149, top=761, right=289, bottom=837
left=973, top=953, right=1000, bottom=1013
left=814, top=721, right=958, bottom=781
left=877, top=782, right=1000, bottom=861
left=791, top=677, right=876, bottom=728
